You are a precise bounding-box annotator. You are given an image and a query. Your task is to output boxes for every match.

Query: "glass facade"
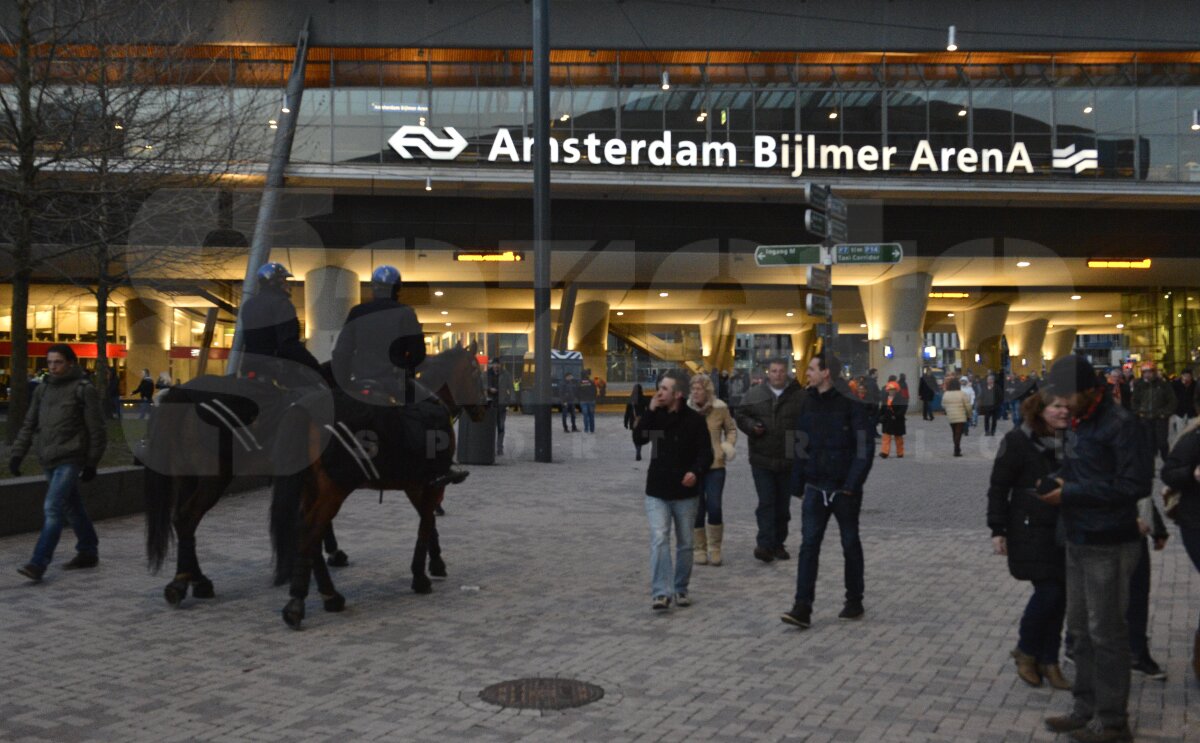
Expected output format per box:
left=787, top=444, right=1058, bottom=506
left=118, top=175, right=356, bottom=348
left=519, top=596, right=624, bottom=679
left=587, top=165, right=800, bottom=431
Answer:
left=283, top=55, right=1200, bottom=182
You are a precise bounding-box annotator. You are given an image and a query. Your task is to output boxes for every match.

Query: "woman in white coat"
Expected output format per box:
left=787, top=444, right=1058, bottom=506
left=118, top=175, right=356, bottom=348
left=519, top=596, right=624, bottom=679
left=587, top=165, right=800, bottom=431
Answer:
left=942, top=376, right=974, bottom=457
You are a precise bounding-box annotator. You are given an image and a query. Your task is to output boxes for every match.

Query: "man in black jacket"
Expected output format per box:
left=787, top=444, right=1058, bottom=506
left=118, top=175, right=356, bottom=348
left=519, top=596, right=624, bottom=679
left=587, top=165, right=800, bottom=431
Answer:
left=918, top=368, right=937, bottom=420
left=241, top=262, right=322, bottom=387
left=781, top=351, right=874, bottom=630
left=332, top=265, right=426, bottom=398
left=633, top=369, right=713, bottom=611
left=1038, top=354, right=1149, bottom=743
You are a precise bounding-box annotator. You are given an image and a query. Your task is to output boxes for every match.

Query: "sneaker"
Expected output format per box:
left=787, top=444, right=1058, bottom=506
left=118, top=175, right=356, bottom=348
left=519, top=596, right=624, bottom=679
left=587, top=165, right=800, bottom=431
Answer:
left=1131, top=654, right=1167, bottom=680
left=1068, top=724, right=1133, bottom=743
left=838, top=601, right=865, bottom=620
left=17, top=563, right=45, bottom=582
left=753, top=547, right=775, bottom=563
left=62, top=553, right=99, bottom=570
left=1044, top=714, right=1090, bottom=734
left=773, top=547, right=790, bottom=561
left=675, top=593, right=692, bottom=607
left=780, top=603, right=811, bottom=629
left=651, top=595, right=670, bottom=611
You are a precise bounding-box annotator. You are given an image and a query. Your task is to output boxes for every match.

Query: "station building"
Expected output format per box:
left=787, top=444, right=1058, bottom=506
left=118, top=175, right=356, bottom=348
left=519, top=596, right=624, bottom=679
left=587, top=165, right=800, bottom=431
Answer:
left=3, top=0, right=1200, bottom=395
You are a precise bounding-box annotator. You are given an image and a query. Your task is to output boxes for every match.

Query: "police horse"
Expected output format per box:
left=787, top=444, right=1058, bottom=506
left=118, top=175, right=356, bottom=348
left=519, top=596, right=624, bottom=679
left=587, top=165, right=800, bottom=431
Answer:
left=270, top=342, right=486, bottom=629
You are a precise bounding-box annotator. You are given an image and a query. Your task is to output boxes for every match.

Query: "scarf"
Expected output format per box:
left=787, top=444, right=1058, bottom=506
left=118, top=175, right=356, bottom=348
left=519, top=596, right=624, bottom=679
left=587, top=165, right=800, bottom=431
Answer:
left=688, top=397, right=713, bottom=417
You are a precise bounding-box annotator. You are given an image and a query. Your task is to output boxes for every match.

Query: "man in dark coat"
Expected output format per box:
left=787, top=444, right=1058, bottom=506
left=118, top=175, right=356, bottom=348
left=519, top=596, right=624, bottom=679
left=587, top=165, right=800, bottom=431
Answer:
left=332, top=265, right=426, bottom=398
left=1038, top=355, right=1150, bottom=743
left=918, top=368, right=937, bottom=420
left=781, top=351, right=874, bottom=630
left=240, top=262, right=322, bottom=387
left=633, top=368, right=713, bottom=611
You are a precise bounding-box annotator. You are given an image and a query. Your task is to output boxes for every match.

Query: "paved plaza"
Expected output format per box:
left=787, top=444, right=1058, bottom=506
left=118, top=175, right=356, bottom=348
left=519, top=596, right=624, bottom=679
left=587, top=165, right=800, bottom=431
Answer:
left=1, top=412, right=1197, bottom=742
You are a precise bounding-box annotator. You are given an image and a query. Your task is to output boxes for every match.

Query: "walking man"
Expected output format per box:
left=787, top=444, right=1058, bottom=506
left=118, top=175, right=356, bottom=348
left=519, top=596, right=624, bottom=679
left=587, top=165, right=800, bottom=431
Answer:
left=1131, top=361, right=1175, bottom=463
left=135, top=368, right=154, bottom=420
left=918, top=368, right=937, bottom=420
left=781, top=351, right=875, bottom=629
left=578, top=369, right=597, bottom=433
left=487, top=358, right=514, bottom=455
left=735, top=357, right=806, bottom=563
left=633, top=369, right=713, bottom=611
left=1039, top=355, right=1149, bottom=743
left=561, top=372, right=580, bottom=432
left=10, top=344, right=107, bottom=581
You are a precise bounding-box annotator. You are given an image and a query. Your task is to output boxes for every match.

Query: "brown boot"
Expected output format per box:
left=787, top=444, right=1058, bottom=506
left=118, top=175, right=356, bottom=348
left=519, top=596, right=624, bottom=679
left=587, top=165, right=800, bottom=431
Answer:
left=693, top=528, right=708, bottom=565
left=1011, top=648, right=1043, bottom=687
left=707, top=524, right=723, bottom=566
left=1039, top=663, right=1071, bottom=690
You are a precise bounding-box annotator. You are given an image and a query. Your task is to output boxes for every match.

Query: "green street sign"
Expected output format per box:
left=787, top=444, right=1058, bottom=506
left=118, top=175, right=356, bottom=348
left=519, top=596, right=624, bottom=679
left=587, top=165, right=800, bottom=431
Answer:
left=754, top=244, right=824, bottom=267
left=833, top=243, right=904, bottom=264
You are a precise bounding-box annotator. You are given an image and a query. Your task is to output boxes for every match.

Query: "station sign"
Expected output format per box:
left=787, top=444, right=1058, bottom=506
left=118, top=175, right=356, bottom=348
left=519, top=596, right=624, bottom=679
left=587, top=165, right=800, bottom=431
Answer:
left=833, top=243, right=904, bottom=264
left=806, top=265, right=831, bottom=292
left=754, top=244, right=823, bottom=267
left=805, top=293, right=832, bottom=318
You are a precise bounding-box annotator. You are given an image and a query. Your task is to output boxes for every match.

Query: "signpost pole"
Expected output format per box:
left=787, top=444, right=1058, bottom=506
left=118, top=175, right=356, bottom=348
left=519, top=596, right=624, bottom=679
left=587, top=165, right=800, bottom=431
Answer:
left=532, top=0, right=552, bottom=463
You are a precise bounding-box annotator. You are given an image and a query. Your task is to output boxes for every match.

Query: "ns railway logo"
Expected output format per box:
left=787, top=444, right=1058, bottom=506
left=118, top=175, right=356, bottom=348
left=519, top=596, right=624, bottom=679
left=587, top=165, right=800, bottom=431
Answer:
left=387, top=125, right=1098, bottom=176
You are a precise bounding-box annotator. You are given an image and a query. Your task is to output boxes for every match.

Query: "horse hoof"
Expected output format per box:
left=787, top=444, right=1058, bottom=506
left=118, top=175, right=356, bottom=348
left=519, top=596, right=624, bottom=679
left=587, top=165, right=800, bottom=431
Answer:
left=164, top=580, right=188, bottom=607
left=282, top=598, right=306, bottom=629
left=429, top=559, right=447, bottom=580
left=326, top=551, right=349, bottom=568
left=322, top=593, right=346, bottom=613
left=412, top=577, right=433, bottom=595
left=191, top=578, right=215, bottom=599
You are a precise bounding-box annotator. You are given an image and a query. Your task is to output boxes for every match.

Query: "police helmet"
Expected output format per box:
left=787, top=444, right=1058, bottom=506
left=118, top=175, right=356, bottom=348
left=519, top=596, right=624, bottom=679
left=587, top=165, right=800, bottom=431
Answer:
left=256, top=262, right=293, bottom=289
left=370, top=265, right=401, bottom=298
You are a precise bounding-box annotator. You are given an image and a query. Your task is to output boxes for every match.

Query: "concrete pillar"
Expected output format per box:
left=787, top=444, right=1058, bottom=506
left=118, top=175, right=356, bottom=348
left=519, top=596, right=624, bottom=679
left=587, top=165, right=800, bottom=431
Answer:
left=568, top=292, right=610, bottom=385
left=303, top=266, right=358, bottom=363
left=1005, top=318, right=1049, bottom=376
left=954, top=303, right=1009, bottom=376
left=701, top=310, right=738, bottom=372
left=859, top=272, right=932, bottom=401
left=124, top=297, right=171, bottom=382
left=1043, top=327, right=1078, bottom=366
left=790, top=326, right=815, bottom=377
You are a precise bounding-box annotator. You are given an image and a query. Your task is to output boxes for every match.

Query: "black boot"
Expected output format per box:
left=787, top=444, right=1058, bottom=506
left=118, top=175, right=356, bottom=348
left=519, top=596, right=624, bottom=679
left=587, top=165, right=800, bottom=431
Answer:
left=428, top=468, right=469, bottom=489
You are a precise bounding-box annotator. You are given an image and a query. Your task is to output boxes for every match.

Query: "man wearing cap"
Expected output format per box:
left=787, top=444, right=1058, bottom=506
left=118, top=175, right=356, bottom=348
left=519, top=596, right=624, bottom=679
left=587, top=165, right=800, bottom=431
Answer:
left=1131, top=361, right=1175, bottom=463
left=241, top=262, right=322, bottom=386
left=1038, top=354, right=1150, bottom=743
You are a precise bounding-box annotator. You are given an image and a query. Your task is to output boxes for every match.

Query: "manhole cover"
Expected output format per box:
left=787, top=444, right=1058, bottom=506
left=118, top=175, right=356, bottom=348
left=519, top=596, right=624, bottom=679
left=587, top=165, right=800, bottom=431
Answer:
left=478, top=677, right=604, bottom=710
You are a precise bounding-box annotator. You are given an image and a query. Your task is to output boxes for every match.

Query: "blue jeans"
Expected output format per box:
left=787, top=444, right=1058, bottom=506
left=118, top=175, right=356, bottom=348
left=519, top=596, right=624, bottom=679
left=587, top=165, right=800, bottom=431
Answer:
left=31, top=463, right=99, bottom=568
left=580, top=402, right=596, bottom=432
left=794, top=485, right=864, bottom=607
left=751, top=466, right=791, bottom=551
left=561, top=404, right=576, bottom=430
left=1019, top=579, right=1067, bottom=664
left=694, top=468, right=726, bottom=527
left=1065, top=540, right=1141, bottom=729
left=645, top=496, right=698, bottom=598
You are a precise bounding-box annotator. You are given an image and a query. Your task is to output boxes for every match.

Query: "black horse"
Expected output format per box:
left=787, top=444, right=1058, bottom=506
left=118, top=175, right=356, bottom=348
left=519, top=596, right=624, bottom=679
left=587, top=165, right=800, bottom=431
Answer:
left=270, top=342, right=487, bottom=629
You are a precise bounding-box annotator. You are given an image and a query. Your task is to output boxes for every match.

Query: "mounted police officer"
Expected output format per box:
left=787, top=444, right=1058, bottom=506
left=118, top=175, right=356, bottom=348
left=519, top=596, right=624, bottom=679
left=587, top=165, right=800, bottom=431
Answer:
left=240, top=262, right=322, bottom=388
left=332, top=265, right=466, bottom=489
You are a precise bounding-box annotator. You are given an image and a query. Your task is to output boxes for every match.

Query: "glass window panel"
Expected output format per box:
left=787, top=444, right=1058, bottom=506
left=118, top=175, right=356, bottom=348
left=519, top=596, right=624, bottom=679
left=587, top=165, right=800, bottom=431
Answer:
left=800, top=90, right=842, bottom=133
left=839, top=90, right=881, bottom=132
left=664, top=89, right=706, bottom=132
left=292, top=125, right=332, bottom=164
left=1136, top=89, right=1176, bottom=135
left=1095, top=89, right=1134, bottom=135
left=1055, top=89, right=1095, bottom=135
left=378, top=88, right=428, bottom=127
left=332, top=88, right=382, bottom=127
left=1094, top=136, right=1138, bottom=179
left=621, top=88, right=663, bottom=132
left=927, top=90, right=969, bottom=133
left=886, top=90, right=926, bottom=134
left=332, top=126, right=383, bottom=164
left=570, top=87, right=617, bottom=131
left=298, top=89, right=331, bottom=127
left=1012, top=89, right=1051, bottom=133
left=755, top=88, right=795, bottom=132
left=971, top=89, right=1012, bottom=133
left=479, top=88, right=528, bottom=131
left=1018, top=134, right=1053, bottom=174
left=1180, top=133, right=1200, bottom=183
left=1140, top=135, right=1178, bottom=181
left=431, top=89, right=479, bottom=130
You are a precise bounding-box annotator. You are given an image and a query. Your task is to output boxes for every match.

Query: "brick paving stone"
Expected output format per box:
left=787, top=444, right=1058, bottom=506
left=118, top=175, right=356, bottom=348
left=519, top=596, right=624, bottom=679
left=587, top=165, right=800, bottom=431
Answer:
left=1, top=413, right=1197, bottom=741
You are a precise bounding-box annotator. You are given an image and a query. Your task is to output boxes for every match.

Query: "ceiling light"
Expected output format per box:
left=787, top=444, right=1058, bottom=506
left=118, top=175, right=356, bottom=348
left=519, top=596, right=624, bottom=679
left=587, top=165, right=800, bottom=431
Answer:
left=615, top=311, right=624, bottom=316
left=1104, top=313, right=1113, bottom=318
left=928, top=292, right=970, bottom=299
left=440, top=310, right=448, bottom=315
left=859, top=323, right=867, bottom=328
left=947, top=313, right=955, bottom=317
left=1087, top=259, right=1151, bottom=269
left=659, top=291, right=669, bottom=297
left=425, top=176, right=432, bottom=191
left=946, top=24, right=958, bottom=51
left=434, top=290, right=444, bottom=297
left=1070, top=295, right=1082, bottom=300
left=828, top=111, right=838, bottom=120
left=1116, top=323, right=1125, bottom=329
left=113, top=123, right=123, bottom=130
left=1165, top=293, right=1171, bottom=299
left=1016, top=261, right=1031, bottom=268
left=559, top=113, right=570, bottom=122
left=1083, top=105, right=1093, bottom=114
left=455, top=250, right=523, bottom=262
left=445, top=322, right=452, bottom=327
left=661, top=70, right=670, bottom=90
left=957, top=109, right=967, bottom=117
left=785, top=312, right=794, bottom=317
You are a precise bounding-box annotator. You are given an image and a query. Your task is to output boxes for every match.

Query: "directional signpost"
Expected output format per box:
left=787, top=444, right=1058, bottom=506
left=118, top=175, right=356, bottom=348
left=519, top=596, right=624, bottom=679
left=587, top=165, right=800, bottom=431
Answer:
left=806, top=265, right=831, bottom=292
left=754, top=244, right=823, bottom=267
left=833, top=243, right=903, bottom=264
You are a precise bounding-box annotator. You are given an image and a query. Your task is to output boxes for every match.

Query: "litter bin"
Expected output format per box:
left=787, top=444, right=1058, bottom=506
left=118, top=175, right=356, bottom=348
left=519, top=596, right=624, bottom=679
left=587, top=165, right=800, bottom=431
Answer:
left=456, top=403, right=497, bottom=465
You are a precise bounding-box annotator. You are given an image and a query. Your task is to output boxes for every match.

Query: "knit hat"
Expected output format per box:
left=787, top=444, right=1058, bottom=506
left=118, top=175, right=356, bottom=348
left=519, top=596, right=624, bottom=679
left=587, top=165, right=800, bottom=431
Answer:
left=1046, top=354, right=1099, bottom=396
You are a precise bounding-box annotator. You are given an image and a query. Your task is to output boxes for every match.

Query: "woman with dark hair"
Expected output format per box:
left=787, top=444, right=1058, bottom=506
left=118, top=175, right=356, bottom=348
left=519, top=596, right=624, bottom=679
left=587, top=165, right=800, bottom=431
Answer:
left=625, top=383, right=650, bottom=460
left=987, top=391, right=1072, bottom=689
left=941, top=376, right=973, bottom=457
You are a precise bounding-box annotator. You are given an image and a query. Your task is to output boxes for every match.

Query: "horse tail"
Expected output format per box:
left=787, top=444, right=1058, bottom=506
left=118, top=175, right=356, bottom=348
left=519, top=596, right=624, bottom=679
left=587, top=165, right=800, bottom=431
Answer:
left=270, top=470, right=303, bottom=586
left=143, top=457, right=175, bottom=574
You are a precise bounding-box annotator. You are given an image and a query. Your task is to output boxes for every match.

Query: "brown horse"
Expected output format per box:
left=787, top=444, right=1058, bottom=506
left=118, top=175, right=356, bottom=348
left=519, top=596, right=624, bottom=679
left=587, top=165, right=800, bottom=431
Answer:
left=270, top=342, right=487, bottom=629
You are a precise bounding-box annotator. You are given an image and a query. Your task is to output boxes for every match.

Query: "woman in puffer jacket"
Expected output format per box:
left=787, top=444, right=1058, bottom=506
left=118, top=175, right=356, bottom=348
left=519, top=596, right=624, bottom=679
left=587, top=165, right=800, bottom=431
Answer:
left=688, top=373, right=738, bottom=566
left=986, top=391, right=1072, bottom=690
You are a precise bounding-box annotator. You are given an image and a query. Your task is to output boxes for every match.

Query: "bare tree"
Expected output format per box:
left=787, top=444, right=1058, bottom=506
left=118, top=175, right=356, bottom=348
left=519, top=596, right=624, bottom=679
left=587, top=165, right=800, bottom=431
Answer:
left=0, top=0, right=274, bottom=438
